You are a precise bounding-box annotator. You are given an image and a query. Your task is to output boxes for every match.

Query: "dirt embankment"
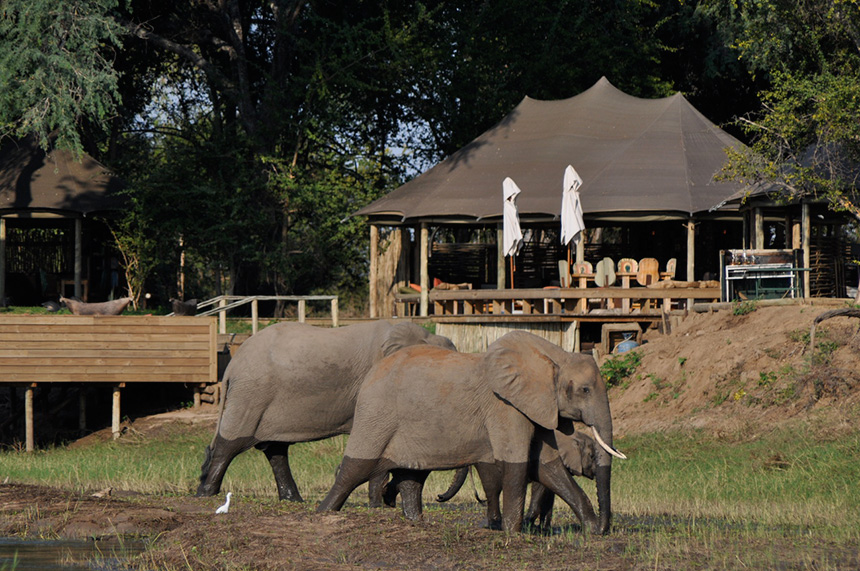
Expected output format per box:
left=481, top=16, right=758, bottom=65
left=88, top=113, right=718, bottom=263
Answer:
left=611, top=300, right=860, bottom=438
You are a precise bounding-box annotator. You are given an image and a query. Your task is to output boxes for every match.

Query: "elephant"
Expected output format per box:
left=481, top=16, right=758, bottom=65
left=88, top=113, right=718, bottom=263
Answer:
left=196, top=320, right=457, bottom=502
left=432, top=425, right=601, bottom=531
left=317, top=331, right=624, bottom=533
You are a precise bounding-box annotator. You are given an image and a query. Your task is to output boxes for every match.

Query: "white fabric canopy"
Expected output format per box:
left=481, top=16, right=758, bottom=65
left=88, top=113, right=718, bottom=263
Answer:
left=502, top=177, right=523, bottom=258
left=561, top=165, right=585, bottom=245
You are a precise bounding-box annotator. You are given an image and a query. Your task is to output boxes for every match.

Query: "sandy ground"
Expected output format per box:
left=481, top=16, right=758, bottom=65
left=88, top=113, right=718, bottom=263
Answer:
left=3, top=300, right=860, bottom=569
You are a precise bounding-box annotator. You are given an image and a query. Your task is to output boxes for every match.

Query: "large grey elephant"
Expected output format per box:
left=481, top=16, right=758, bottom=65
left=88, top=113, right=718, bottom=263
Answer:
left=317, top=331, right=623, bottom=533
left=433, top=425, right=602, bottom=531
left=196, top=320, right=456, bottom=502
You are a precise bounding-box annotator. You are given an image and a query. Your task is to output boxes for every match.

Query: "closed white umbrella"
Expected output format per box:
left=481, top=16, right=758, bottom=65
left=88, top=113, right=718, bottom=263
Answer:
left=561, top=165, right=585, bottom=247
left=502, top=177, right=524, bottom=288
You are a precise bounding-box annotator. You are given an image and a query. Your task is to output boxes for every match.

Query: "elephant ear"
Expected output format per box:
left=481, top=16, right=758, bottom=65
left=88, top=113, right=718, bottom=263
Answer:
left=484, top=331, right=559, bottom=430
left=381, top=322, right=429, bottom=357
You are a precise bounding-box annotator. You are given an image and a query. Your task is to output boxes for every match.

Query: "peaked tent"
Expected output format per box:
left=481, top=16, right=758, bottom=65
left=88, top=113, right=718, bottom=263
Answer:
left=0, top=137, right=124, bottom=305
left=356, top=77, right=752, bottom=316
left=356, top=77, right=748, bottom=224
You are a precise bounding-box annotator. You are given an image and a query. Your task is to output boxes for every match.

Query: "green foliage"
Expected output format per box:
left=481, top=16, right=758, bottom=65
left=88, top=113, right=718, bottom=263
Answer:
left=0, top=0, right=123, bottom=154
left=732, top=299, right=759, bottom=315
left=601, top=350, right=642, bottom=388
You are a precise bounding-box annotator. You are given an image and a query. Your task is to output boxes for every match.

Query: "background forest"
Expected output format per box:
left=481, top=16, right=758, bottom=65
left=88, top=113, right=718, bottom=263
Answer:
left=1, top=0, right=858, bottom=312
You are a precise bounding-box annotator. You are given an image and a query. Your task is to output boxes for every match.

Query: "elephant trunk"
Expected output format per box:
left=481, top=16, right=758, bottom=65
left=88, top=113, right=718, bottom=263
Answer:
left=589, top=421, right=617, bottom=535
left=594, top=463, right=612, bottom=535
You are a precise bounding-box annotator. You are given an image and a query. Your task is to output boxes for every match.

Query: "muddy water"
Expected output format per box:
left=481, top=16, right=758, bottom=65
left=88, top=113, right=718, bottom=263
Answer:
left=0, top=537, right=144, bottom=570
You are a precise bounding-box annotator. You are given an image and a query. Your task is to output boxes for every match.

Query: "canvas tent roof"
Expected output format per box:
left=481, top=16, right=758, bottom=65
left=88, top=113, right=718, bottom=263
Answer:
left=0, top=136, right=124, bottom=216
left=354, top=77, right=749, bottom=225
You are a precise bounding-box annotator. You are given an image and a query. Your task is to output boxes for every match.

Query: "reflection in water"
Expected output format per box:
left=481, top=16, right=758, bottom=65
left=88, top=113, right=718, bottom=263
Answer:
left=0, top=537, right=144, bottom=570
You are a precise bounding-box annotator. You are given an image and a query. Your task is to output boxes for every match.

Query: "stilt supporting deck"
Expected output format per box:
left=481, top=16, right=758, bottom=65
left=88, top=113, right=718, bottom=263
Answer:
left=25, top=386, right=34, bottom=452
left=112, top=385, right=123, bottom=440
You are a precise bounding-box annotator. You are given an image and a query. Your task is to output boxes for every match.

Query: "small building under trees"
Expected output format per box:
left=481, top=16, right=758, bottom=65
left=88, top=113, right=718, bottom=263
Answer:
left=0, top=137, right=125, bottom=306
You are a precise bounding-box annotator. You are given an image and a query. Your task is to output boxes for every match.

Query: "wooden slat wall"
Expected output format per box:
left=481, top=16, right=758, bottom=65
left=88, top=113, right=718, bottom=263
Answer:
left=0, top=315, right=217, bottom=384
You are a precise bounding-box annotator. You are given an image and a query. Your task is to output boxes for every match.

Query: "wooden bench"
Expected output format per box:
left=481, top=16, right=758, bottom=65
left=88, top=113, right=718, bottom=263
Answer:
left=0, top=315, right=217, bottom=451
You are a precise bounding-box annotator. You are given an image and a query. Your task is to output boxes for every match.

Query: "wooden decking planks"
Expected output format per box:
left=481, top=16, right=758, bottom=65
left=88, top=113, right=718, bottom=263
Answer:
left=0, top=314, right=218, bottom=451
left=0, top=315, right=217, bottom=384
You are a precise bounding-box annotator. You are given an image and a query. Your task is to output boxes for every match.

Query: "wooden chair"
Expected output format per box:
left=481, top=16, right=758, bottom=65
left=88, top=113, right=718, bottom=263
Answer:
left=571, top=261, right=594, bottom=312
left=558, top=260, right=572, bottom=288
left=616, top=258, right=639, bottom=312
left=660, top=258, right=677, bottom=281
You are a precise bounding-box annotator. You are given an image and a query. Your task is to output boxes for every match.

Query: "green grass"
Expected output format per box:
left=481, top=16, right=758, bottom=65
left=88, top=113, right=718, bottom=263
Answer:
left=2, top=419, right=859, bottom=568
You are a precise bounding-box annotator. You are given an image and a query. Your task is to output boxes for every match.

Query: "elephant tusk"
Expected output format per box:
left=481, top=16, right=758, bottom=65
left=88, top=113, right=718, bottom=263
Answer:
left=591, top=425, right=627, bottom=460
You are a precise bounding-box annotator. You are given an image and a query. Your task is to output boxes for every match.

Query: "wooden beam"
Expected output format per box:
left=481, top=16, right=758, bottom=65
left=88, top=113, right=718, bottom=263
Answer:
left=25, top=386, right=34, bottom=452
left=420, top=223, right=429, bottom=316
left=496, top=226, right=506, bottom=289
left=754, top=208, right=764, bottom=249
left=112, top=385, right=121, bottom=440
left=0, top=217, right=5, bottom=308
left=369, top=224, right=378, bottom=318
left=74, top=218, right=83, bottom=300
left=802, top=202, right=811, bottom=298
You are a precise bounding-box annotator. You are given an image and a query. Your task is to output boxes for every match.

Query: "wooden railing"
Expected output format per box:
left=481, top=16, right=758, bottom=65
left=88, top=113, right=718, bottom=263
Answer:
left=192, top=295, right=339, bottom=334
left=425, top=286, right=721, bottom=318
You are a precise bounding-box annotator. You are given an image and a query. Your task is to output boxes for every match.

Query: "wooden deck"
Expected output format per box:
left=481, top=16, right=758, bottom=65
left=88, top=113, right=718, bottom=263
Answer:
left=1, top=315, right=217, bottom=450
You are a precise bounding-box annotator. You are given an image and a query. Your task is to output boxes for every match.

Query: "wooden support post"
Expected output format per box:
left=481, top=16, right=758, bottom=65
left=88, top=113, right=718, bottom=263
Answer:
left=251, top=298, right=259, bottom=334
left=754, top=208, right=764, bottom=249
left=193, top=386, right=201, bottom=408
left=331, top=298, right=339, bottom=327
left=687, top=218, right=696, bottom=309
left=496, top=226, right=506, bottom=289
left=0, top=216, right=5, bottom=308
left=369, top=224, right=379, bottom=318
left=802, top=202, right=811, bottom=298
left=219, top=298, right=227, bottom=334
left=298, top=299, right=306, bottom=323
left=74, top=217, right=83, bottom=300
left=420, top=223, right=429, bottom=316
left=112, top=385, right=122, bottom=440
left=79, top=390, right=87, bottom=434
left=25, top=386, right=34, bottom=452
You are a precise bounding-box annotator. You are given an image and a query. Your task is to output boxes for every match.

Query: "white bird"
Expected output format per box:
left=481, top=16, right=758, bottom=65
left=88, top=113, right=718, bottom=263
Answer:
left=215, top=492, right=232, bottom=514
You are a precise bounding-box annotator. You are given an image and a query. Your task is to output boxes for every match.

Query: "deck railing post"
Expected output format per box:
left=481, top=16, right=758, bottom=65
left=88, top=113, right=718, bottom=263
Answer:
left=252, top=298, right=259, bottom=334
left=219, top=298, right=227, bottom=334
left=25, top=386, right=34, bottom=452
left=298, top=299, right=306, bottom=323
left=112, top=385, right=121, bottom=440
left=331, top=298, right=339, bottom=327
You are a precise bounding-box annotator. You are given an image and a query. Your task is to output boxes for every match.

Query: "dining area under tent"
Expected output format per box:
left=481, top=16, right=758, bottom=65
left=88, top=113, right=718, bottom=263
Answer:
left=356, top=77, right=758, bottom=330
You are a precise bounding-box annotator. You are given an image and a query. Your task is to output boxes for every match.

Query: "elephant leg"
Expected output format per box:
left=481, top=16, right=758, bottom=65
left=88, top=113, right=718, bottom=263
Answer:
left=535, top=457, right=598, bottom=532
left=474, top=462, right=502, bottom=530
left=390, top=469, right=430, bottom=521
left=499, top=460, right=528, bottom=533
left=260, top=441, right=303, bottom=502
left=195, top=434, right=256, bottom=497
left=318, top=457, right=384, bottom=512
left=525, top=481, right=556, bottom=529
left=367, top=473, right=390, bottom=508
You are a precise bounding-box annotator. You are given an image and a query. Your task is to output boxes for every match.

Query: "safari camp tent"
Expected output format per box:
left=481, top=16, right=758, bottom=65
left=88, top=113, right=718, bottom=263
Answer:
left=354, top=77, right=753, bottom=317
left=0, top=136, right=125, bottom=306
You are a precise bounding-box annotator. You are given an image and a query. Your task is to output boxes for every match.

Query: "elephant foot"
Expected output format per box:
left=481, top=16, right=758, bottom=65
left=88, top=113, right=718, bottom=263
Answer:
left=483, top=518, right=502, bottom=531
left=278, top=489, right=304, bottom=502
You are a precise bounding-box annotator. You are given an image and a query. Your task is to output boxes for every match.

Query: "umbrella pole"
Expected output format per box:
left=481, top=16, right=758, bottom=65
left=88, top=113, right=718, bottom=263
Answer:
left=509, top=256, right=515, bottom=289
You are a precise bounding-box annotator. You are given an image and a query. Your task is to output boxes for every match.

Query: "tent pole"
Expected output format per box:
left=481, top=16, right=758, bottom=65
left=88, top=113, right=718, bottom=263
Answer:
left=74, top=217, right=83, bottom=300
left=496, top=225, right=505, bottom=289
left=0, top=216, right=6, bottom=307
left=419, top=223, right=429, bottom=316
left=369, top=224, right=378, bottom=318
left=802, top=202, right=810, bottom=298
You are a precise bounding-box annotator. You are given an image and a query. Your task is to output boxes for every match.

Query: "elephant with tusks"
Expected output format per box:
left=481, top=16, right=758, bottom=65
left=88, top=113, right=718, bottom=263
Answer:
left=318, top=331, right=624, bottom=533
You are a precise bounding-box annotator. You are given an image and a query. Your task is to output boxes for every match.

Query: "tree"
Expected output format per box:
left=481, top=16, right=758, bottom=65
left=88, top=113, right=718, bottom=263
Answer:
left=710, top=0, right=860, bottom=218
left=0, top=0, right=124, bottom=155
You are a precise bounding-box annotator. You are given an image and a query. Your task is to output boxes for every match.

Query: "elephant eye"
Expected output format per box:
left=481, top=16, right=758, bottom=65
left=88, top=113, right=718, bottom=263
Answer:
left=581, top=386, right=590, bottom=394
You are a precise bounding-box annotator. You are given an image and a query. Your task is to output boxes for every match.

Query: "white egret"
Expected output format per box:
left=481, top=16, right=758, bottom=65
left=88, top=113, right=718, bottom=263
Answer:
left=215, top=492, right=232, bottom=514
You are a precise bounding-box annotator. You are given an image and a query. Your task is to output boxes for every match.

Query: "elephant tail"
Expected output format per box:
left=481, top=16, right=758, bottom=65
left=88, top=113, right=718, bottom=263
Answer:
left=436, top=466, right=486, bottom=505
